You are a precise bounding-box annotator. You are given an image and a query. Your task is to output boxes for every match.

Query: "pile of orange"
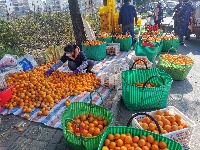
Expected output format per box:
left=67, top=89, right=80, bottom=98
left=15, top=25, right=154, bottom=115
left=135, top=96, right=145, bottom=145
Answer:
left=102, top=133, right=169, bottom=150
left=114, top=34, right=131, bottom=39
left=98, top=32, right=110, bottom=38
left=67, top=113, right=109, bottom=137
left=161, top=54, right=193, bottom=65
left=3, top=61, right=101, bottom=117
left=138, top=109, right=189, bottom=134
left=143, top=29, right=163, bottom=36
left=134, top=82, right=157, bottom=88
left=83, top=40, right=104, bottom=46
left=161, top=35, right=178, bottom=40
left=141, top=35, right=161, bottom=43
left=134, top=57, right=149, bottom=65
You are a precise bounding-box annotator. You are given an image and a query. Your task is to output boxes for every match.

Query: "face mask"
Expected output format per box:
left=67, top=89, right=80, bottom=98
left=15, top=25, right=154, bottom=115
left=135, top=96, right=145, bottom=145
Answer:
left=66, top=53, right=72, bottom=57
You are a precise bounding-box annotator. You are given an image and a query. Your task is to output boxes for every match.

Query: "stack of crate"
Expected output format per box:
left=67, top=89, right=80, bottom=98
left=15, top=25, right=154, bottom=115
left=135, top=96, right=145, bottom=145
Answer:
left=113, top=12, right=122, bottom=33
left=107, top=0, right=115, bottom=28
left=99, top=6, right=112, bottom=33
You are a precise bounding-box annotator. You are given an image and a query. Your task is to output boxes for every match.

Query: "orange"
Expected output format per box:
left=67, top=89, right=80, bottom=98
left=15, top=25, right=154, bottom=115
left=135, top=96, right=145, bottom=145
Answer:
left=141, top=123, right=148, bottom=130
left=135, top=147, right=142, bottom=150
left=86, top=133, right=92, bottom=137
left=148, top=123, right=156, bottom=131
left=164, top=111, right=170, bottom=116
left=152, top=140, right=158, bottom=146
left=146, top=135, right=154, bottom=143
left=171, top=125, right=178, bottom=131
left=104, top=139, right=110, bottom=146
left=138, top=139, right=146, bottom=147
left=103, top=120, right=108, bottom=126
left=145, top=142, right=151, bottom=149
left=175, top=114, right=182, bottom=122
left=109, top=141, right=116, bottom=149
left=93, top=120, right=99, bottom=127
left=120, top=146, right=128, bottom=150
left=24, top=114, right=30, bottom=119
left=37, top=111, right=43, bottom=116
left=151, top=144, right=159, bottom=150
left=96, top=115, right=103, bottom=121
left=89, top=127, right=95, bottom=135
left=158, top=141, right=167, bottom=149
left=155, top=110, right=162, bottom=115
left=163, top=125, right=171, bottom=132
left=108, top=134, right=115, bottom=141
left=116, top=139, right=124, bottom=147
left=132, top=143, right=138, bottom=148
left=125, top=136, right=133, bottom=144
left=142, top=117, right=151, bottom=124
left=128, top=147, right=135, bottom=150
left=168, top=116, right=176, bottom=123
left=132, top=136, right=139, bottom=143
left=102, top=146, right=109, bottom=150
left=154, top=115, right=161, bottom=121
left=120, top=134, right=127, bottom=141
left=88, top=117, right=94, bottom=123
left=142, top=146, right=149, bottom=150
left=93, top=128, right=101, bottom=136
left=140, top=135, right=147, bottom=141
left=114, top=133, right=121, bottom=140
left=82, top=130, right=88, bottom=137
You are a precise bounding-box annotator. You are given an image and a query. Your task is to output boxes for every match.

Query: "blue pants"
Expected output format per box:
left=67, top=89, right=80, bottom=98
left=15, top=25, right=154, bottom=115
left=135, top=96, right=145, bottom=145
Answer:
left=122, top=25, right=135, bottom=39
left=177, top=19, right=190, bottom=43
left=68, top=60, right=94, bottom=71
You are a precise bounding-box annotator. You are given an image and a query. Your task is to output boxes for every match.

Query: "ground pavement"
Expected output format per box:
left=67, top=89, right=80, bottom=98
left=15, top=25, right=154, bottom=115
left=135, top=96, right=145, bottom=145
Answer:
left=1, top=35, right=200, bottom=150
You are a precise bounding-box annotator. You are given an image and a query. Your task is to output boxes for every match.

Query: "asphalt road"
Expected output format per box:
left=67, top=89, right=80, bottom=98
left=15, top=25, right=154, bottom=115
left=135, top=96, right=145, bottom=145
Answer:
left=116, top=30, right=200, bottom=150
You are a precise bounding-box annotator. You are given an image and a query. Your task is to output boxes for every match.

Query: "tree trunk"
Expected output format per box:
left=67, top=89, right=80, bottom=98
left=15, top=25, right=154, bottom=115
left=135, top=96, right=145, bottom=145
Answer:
left=68, top=0, right=86, bottom=47
left=103, top=0, right=107, bottom=6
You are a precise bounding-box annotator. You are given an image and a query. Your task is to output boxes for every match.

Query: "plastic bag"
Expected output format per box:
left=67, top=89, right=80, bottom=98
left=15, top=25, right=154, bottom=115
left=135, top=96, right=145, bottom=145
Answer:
left=18, top=54, right=38, bottom=71
left=0, top=54, right=17, bottom=67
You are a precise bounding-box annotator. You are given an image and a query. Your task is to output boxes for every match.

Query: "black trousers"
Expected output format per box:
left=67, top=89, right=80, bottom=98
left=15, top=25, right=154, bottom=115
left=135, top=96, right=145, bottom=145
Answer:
left=155, top=19, right=161, bottom=29
left=68, top=60, right=94, bottom=71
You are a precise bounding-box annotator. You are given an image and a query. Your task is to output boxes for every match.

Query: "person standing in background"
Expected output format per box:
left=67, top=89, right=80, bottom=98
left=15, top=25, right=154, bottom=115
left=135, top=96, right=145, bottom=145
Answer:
left=177, top=0, right=194, bottom=45
left=118, top=0, right=138, bottom=44
left=173, top=0, right=183, bottom=35
left=154, top=2, right=163, bottom=28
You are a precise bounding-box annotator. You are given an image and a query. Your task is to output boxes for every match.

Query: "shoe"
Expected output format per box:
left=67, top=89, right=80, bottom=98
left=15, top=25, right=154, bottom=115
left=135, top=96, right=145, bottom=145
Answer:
left=179, top=42, right=185, bottom=45
left=86, top=70, right=95, bottom=74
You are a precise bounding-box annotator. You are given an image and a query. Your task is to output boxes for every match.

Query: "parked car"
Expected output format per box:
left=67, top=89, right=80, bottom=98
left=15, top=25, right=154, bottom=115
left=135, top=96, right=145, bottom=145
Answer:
left=186, top=1, right=200, bottom=40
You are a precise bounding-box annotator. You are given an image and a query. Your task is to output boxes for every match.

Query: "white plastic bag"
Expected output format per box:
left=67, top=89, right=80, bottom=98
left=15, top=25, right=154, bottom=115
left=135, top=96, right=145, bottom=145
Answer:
left=18, top=54, right=38, bottom=71
left=0, top=54, right=17, bottom=67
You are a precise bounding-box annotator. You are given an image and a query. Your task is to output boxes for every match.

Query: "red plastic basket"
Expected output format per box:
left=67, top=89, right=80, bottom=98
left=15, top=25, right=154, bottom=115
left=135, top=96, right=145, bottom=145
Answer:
left=0, top=86, right=14, bottom=112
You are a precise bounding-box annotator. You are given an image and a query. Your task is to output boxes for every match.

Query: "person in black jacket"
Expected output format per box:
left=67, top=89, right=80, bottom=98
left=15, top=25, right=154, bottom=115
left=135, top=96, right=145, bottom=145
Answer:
left=45, top=45, right=94, bottom=76
left=154, top=2, right=163, bottom=28
left=173, top=0, right=183, bottom=35
left=118, top=0, right=137, bottom=44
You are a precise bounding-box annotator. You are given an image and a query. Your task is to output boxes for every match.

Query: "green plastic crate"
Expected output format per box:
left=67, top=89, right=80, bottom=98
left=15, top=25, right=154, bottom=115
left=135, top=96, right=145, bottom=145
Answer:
left=82, top=43, right=106, bottom=61
left=113, top=37, right=132, bottom=51
left=162, top=38, right=179, bottom=52
left=61, top=91, right=113, bottom=150
left=122, top=68, right=173, bottom=110
left=97, top=126, right=182, bottom=150
left=134, top=41, right=159, bottom=63
left=157, top=55, right=194, bottom=80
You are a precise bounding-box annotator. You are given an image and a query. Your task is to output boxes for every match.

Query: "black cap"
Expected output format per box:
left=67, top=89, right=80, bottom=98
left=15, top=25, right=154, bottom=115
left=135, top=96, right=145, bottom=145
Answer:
left=64, top=45, right=73, bottom=52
